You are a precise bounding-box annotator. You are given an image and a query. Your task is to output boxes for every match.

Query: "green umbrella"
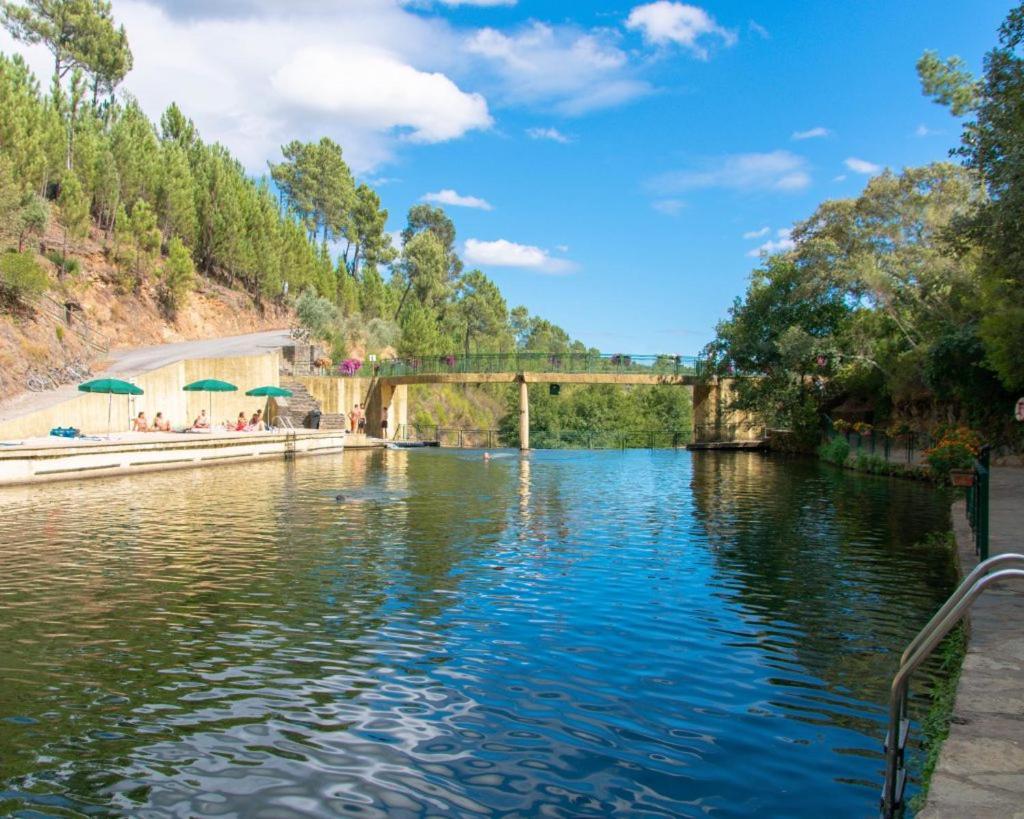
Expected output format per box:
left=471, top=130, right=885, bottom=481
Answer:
left=78, top=378, right=144, bottom=437
left=183, top=379, right=237, bottom=429
left=245, top=385, right=292, bottom=397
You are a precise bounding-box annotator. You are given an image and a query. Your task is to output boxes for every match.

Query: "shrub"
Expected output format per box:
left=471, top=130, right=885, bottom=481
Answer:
left=924, top=426, right=982, bottom=482
left=44, top=250, right=80, bottom=276
left=294, top=288, right=338, bottom=341
left=158, top=237, right=195, bottom=317
left=0, top=251, right=49, bottom=305
left=818, top=435, right=851, bottom=465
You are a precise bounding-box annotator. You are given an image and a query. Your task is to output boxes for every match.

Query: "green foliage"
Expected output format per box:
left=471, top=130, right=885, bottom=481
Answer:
left=44, top=248, right=78, bottom=275
left=910, top=616, right=967, bottom=812
left=709, top=162, right=1013, bottom=446
left=817, top=436, right=850, bottom=465
left=128, top=197, right=159, bottom=282
left=56, top=168, right=88, bottom=274
left=919, top=4, right=1024, bottom=391
left=158, top=235, right=192, bottom=316
left=925, top=426, right=982, bottom=481
left=294, top=288, right=338, bottom=342
left=0, top=249, right=48, bottom=304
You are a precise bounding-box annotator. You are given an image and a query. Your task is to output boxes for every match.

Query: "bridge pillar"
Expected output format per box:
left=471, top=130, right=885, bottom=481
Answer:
left=518, top=377, right=529, bottom=450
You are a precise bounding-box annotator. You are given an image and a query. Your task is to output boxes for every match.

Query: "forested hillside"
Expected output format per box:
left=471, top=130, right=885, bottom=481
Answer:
left=0, top=0, right=690, bottom=435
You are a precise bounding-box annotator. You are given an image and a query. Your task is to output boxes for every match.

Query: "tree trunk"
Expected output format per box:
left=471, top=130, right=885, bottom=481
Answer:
left=393, top=282, right=413, bottom=321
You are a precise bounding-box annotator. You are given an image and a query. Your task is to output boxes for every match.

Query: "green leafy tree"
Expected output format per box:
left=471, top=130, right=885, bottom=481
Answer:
left=455, top=269, right=510, bottom=355
left=269, top=137, right=353, bottom=244
left=393, top=230, right=448, bottom=319
left=342, top=183, right=395, bottom=276
left=156, top=141, right=196, bottom=246
left=56, top=168, right=88, bottom=274
left=128, top=197, right=158, bottom=285
left=399, top=299, right=441, bottom=355
left=918, top=2, right=1024, bottom=390
left=401, top=203, right=463, bottom=279
left=0, top=249, right=48, bottom=305
left=158, top=235, right=193, bottom=316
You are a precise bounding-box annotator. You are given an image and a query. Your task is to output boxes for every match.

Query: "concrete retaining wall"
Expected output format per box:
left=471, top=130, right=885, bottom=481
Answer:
left=0, top=352, right=282, bottom=439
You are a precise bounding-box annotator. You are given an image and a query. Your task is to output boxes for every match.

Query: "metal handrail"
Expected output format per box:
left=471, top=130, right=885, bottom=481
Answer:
left=900, top=553, right=1024, bottom=667
left=881, top=557, right=1024, bottom=817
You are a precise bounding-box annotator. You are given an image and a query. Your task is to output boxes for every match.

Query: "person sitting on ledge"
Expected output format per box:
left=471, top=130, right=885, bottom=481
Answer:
left=192, top=409, right=210, bottom=430
left=235, top=412, right=248, bottom=431
left=250, top=409, right=266, bottom=431
left=133, top=412, right=149, bottom=432
left=153, top=412, right=171, bottom=432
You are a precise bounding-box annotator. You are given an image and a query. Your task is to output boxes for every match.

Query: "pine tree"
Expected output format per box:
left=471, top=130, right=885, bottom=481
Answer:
left=128, top=197, right=158, bottom=287
left=159, top=235, right=193, bottom=316
left=57, top=168, right=88, bottom=275
left=156, top=141, right=196, bottom=247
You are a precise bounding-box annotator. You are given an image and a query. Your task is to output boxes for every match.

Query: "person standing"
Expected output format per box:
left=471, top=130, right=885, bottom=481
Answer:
left=348, top=404, right=358, bottom=433
left=357, top=404, right=366, bottom=434
left=380, top=406, right=388, bottom=439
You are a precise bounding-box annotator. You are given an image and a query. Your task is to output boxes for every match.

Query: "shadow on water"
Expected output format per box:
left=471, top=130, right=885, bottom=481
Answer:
left=0, top=448, right=954, bottom=817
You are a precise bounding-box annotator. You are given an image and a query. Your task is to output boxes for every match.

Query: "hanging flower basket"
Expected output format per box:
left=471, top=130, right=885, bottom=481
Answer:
left=948, top=468, right=974, bottom=487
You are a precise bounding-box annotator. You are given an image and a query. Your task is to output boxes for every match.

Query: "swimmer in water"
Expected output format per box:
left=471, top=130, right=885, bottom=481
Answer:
left=335, top=494, right=346, bottom=502
left=483, top=452, right=491, bottom=461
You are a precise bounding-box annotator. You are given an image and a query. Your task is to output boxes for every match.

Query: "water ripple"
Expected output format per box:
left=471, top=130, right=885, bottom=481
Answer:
left=0, top=450, right=953, bottom=817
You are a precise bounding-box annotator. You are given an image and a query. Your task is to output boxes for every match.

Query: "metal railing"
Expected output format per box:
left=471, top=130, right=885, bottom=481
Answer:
left=965, top=446, right=991, bottom=561
left=377, top=353, right=705, bottom=378
left=27, top=294, right=111, bottom=356
left=827, top=428, right=934, bottom=465
left=880, top=553, right=1024, bottom=818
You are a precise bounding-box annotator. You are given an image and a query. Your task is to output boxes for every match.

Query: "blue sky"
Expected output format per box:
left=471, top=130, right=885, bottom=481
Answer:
left=0, top=0, right=1011, bottom=353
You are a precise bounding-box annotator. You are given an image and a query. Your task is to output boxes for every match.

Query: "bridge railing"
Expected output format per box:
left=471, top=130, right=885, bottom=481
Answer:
left=377, top=353, right=705, bottom=378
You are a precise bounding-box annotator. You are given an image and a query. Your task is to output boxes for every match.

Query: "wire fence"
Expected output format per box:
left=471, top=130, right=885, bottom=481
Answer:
left=826, top=428, right=934, bottom=465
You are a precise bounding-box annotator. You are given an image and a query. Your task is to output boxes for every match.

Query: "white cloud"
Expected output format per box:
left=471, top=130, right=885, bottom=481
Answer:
left=833, top=174, right=847, bottom=182
left=652, top=198, right=685, bottom=215
left=652, top=150, right=811, bottom=193
left=464, top=238, right=575, bottom=273
left=272, top=47, right=491, bottom=144
left=915, top=124, right=941, bottom=137
left=747, top=228, right=795, bottom=257
left=435, top=0, right=515, bottom=5
left=845, top=157, right=882, bottom=175
left=625, top=2, right=736, bottom=59
left=743, top=226, right=769, bottom=239
left=0, top=0, right=492, bottom=173
left=748, top=20, right=770, bottom=39
left=421, top=188, right=493, bottom=210
left=526, top=126, right=572, bottom=143
left=466, top=22, right=650, bottom=114
left=792, top=126, right=831, bottom=140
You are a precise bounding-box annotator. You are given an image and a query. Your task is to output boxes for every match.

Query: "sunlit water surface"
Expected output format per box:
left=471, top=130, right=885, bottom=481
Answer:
left=0, top=449, right=954, bottom=817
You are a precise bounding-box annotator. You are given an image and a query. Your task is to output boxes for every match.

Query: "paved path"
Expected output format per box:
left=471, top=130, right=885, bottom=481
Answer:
left=919, top=467, right=1024, bottom=819
left=0, top=329, right=292, bottom=425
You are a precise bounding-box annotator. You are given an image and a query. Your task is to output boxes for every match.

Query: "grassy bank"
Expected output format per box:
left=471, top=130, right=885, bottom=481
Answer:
left=817, top=436, right=933, bottom=481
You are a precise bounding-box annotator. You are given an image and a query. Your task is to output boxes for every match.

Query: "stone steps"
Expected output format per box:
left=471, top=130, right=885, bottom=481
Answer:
left=280, top=379, right=321, bottom=428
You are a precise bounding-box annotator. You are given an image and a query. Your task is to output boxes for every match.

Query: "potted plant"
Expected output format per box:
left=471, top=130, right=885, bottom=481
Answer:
left=924, top=426, right=982, bottom=484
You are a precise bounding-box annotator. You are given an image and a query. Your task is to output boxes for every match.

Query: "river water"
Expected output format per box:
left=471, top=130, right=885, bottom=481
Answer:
left=0, top=449, right=954, bottom=817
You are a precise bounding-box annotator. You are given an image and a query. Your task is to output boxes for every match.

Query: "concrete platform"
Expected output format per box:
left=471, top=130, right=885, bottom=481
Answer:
left=686, top=439, right=768, bottom=451
left=0, top=428, right=358, bottom=486
left=918, top=467, right=1024, bottom=819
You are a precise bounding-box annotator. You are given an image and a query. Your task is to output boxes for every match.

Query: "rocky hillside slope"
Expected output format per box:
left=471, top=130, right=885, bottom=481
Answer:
left=1, top=224, right=291, bottom=400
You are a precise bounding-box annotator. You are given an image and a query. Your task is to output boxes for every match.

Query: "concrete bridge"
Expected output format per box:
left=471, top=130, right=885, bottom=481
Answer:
left=357, top=353, right=760, bottom=450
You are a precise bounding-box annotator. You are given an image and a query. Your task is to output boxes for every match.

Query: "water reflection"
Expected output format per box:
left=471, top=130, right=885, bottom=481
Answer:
left=0, top=450, right=952, bottom=817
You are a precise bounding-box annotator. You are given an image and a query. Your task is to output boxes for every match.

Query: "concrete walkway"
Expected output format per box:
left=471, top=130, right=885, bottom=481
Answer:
left=919, top=467, right=1024, bottom=818
left=0, top=329, right=292, bottom=426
